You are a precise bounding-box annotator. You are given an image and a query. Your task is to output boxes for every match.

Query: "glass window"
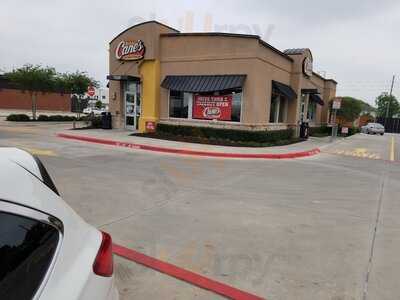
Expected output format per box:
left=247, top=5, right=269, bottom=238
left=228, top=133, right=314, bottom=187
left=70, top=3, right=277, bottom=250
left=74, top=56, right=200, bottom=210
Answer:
left=269, top=94, right=279, bottom=123
left=299, top=93, right=307, bottom=122
left=169, top=90, right=189, bottom=118
left=170, top=89, right=242, bottom=122
left=231, top=91, right=242, bottom=122
left=0, top=212, right=60, bottom=300
left=278, top=97, right=287, bottom=123
left=126, top=81, right=137, bottom=93
left=307, top=101, right=317, bottom=122
left=269, top=93, right=287, bottom=123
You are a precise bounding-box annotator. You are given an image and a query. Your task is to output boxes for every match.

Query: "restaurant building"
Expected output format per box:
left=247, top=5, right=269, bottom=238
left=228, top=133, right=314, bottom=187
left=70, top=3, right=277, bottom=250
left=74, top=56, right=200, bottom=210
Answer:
left=108, top=21, right=337, bottom=133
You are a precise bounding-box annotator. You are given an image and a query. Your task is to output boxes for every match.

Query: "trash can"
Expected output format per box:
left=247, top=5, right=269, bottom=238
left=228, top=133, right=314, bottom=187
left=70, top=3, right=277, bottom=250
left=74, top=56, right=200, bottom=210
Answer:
left=101, top=112, right=112, bottom=129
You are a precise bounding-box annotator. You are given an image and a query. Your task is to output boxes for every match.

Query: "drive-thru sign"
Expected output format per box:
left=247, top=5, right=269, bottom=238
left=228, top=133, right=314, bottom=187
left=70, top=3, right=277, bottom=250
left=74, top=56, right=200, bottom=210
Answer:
left=331, top=97, right=342, bottom=141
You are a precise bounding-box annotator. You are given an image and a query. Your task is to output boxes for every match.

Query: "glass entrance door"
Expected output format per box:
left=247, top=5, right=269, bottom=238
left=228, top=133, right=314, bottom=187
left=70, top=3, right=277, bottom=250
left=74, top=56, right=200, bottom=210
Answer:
left=299, top=93, right=307, bottom=123
left=124, top=81, right=141, bottom=130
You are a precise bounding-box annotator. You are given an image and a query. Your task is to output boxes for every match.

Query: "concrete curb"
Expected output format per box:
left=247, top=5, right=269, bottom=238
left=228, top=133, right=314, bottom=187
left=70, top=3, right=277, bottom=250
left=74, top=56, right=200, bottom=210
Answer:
left=57, top=133, right=321, bottom=159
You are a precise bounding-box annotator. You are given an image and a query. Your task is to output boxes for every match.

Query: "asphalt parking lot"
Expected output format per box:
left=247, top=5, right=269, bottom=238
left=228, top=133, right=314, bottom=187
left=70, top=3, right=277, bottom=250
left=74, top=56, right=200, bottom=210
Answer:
left=1, top=121, right=399, bottom=300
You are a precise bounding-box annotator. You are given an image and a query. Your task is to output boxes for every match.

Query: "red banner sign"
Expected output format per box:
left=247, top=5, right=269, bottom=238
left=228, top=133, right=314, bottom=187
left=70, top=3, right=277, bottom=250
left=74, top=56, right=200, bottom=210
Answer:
left=193, top=95, right=232, bottom=120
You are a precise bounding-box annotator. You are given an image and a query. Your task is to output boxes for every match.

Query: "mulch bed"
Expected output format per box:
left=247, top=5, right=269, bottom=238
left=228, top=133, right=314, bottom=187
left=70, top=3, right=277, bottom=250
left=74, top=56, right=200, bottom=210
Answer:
left=132, top=132, right=304, bottom=148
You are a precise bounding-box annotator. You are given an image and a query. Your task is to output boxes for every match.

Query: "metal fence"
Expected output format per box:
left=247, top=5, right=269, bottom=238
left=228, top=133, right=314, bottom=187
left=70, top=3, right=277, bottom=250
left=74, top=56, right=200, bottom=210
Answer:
left=376, top=117, right=400, bottom=133
left=71, top=96, right=89, bottom=113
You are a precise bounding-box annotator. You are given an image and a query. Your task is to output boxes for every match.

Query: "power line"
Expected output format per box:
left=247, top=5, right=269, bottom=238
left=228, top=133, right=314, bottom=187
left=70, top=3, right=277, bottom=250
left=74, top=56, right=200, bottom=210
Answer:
left=385, top=75, right=396, bottom=118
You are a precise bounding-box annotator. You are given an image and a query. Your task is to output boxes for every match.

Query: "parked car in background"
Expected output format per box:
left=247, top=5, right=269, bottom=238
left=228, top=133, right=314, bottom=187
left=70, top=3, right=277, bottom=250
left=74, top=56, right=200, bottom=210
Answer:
left=0, top=148, right=119, bottom=300
left=83, top=107, right=106, bottom=115
left=361, top=123, right=385, bottom=135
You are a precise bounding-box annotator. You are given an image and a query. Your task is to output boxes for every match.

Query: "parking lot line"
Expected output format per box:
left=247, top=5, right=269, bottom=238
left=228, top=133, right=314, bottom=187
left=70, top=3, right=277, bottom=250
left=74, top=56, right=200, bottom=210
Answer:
left=389, top=136, right=395, bottom=161
left=112, top=243, right=265, bottom=300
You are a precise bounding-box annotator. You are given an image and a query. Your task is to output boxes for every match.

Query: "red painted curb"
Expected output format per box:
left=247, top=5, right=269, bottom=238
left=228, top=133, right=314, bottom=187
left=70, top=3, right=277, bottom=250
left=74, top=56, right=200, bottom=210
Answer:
left=113, top=243, right=265, bottom=300
left=57, top=133, right=320, bottom=159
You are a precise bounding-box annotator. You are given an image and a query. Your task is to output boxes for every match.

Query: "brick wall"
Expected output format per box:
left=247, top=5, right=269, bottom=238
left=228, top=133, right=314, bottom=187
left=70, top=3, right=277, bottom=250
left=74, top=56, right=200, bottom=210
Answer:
left=0, top=88, right=71, bottom=111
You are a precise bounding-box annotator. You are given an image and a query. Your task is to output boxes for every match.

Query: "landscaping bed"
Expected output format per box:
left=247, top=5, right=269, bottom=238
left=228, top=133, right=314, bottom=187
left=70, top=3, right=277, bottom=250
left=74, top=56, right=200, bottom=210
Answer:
left=133, top=123, right=303, bottom=147
left=6, top=113, right=103, bottom=129
left=309, top=125, right=360, bottom=137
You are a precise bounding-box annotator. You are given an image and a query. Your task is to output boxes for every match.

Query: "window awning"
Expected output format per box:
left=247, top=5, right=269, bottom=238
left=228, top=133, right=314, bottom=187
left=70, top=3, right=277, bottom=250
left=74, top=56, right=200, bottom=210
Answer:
left=301, top=88, right=319, bottom=94
left=272, top=81, right=297, bottom=101
left=106, top=75, right=140, bottom=82
left=161, top=75, right=246, bottom=93
left=309, top=93, right=324, bottom=105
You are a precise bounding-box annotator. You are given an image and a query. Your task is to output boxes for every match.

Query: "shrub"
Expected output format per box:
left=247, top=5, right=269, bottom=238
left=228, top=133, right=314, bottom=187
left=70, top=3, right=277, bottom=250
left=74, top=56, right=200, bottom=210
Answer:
left=156, top=123, right=294, bottom=143
left=37, top=114, right=50, bottom=121
left=6, top=113, right=87, bottom=122
left=6, top=114, right=30, bottom=122
left=41, top=115, right=77, bottom=121
left=95, top=100, right=103, bottom=109
left=342, top=126, right=360, bottom=136
left=85, top=115, right=102, bottom=128
left=309, top=126, right=332, bottom=137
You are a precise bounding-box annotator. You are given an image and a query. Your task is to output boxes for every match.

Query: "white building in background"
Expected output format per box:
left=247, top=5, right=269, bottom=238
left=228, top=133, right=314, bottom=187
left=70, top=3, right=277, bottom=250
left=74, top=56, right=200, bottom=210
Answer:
left=85, top=88, right=109, bottom=110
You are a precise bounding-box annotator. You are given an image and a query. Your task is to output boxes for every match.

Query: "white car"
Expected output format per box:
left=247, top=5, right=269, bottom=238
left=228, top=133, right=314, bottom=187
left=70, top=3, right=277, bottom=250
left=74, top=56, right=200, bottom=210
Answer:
left=0, top=148, right=119, bottom=300
left=83, top=107, right=106, bottom=115
left=361, top=123, right=385, bottom=135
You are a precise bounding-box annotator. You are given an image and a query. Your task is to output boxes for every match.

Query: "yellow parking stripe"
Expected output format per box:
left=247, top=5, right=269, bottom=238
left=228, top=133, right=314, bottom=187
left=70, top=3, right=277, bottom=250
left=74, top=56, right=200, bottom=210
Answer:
left=15, top=146, right=57, bottom=157
left=325, top=149, right=382, bottom=160
left=390, top=136, right=395, bottom=161
left=23, top=147, right=57, bottom=157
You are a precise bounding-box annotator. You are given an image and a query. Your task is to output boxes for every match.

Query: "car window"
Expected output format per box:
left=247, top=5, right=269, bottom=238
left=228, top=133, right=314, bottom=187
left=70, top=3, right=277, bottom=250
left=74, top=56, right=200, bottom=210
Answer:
left=0, top=211, right=60, bottom=300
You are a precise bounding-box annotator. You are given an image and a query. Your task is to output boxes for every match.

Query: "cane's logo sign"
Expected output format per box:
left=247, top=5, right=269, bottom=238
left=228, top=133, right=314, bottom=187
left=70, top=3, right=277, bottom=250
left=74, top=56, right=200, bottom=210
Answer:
left=115, top=40, right=145, bottom=61
left=203, top=107, right=221, bottom=118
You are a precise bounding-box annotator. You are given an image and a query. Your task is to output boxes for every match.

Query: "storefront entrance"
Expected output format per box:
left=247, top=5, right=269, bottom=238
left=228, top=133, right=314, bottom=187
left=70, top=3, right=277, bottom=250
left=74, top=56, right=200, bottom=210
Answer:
left=124, top=81, right=141, bottom=130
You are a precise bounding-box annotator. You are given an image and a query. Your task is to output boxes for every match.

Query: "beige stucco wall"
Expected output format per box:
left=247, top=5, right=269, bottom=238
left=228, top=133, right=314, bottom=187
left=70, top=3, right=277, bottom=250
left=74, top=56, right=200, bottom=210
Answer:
left=159, top=35, right=294, bottom=125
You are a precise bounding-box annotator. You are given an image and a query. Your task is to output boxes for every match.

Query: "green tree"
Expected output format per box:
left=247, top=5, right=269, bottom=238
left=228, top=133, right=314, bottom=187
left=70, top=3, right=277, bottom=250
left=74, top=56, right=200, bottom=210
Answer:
left=331, top=97, right=363, bottom=122
left=5, top=64, right=57, bottom=120
left=95, top=100, right=103, bottom=109
left=59, top=71, right=98, bottom=116
left=5, top=66, right=98, bottom=119
left=375, top=92, right=400, bottom=118
left=59, top=71, right=98, bottom=97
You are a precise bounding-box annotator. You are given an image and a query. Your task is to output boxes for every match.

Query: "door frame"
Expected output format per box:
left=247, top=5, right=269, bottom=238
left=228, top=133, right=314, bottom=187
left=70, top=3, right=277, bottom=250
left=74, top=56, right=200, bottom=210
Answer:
left=124, top=81, right=141, bottom=130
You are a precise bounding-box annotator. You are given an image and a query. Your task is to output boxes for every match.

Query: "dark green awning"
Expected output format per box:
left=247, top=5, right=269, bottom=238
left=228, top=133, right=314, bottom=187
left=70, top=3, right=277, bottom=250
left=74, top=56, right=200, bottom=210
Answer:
left=161, top=75, right=246, bottom=93
left=272, top=81, right=297, bottom=101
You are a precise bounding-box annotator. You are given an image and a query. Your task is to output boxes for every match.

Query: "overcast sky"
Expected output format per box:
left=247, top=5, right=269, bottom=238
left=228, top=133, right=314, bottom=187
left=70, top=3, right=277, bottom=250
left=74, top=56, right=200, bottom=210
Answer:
left=1, top=0, right=400, bottom=105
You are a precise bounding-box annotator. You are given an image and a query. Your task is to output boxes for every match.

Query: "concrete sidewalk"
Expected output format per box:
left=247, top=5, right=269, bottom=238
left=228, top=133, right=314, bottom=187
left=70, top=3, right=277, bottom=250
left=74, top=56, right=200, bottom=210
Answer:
left=57, top=128, right=335, bottom=158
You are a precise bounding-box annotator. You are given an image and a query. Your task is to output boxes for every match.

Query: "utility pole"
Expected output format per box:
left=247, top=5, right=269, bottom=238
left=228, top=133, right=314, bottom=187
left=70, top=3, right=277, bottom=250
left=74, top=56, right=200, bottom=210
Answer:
left=385, top=75, right=395, bottom=118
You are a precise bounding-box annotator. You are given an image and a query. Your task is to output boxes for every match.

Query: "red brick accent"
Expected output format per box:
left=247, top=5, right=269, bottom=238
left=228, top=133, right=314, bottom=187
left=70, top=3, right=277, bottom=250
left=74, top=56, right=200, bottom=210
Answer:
left=0, top=88, right=71, bottom=111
